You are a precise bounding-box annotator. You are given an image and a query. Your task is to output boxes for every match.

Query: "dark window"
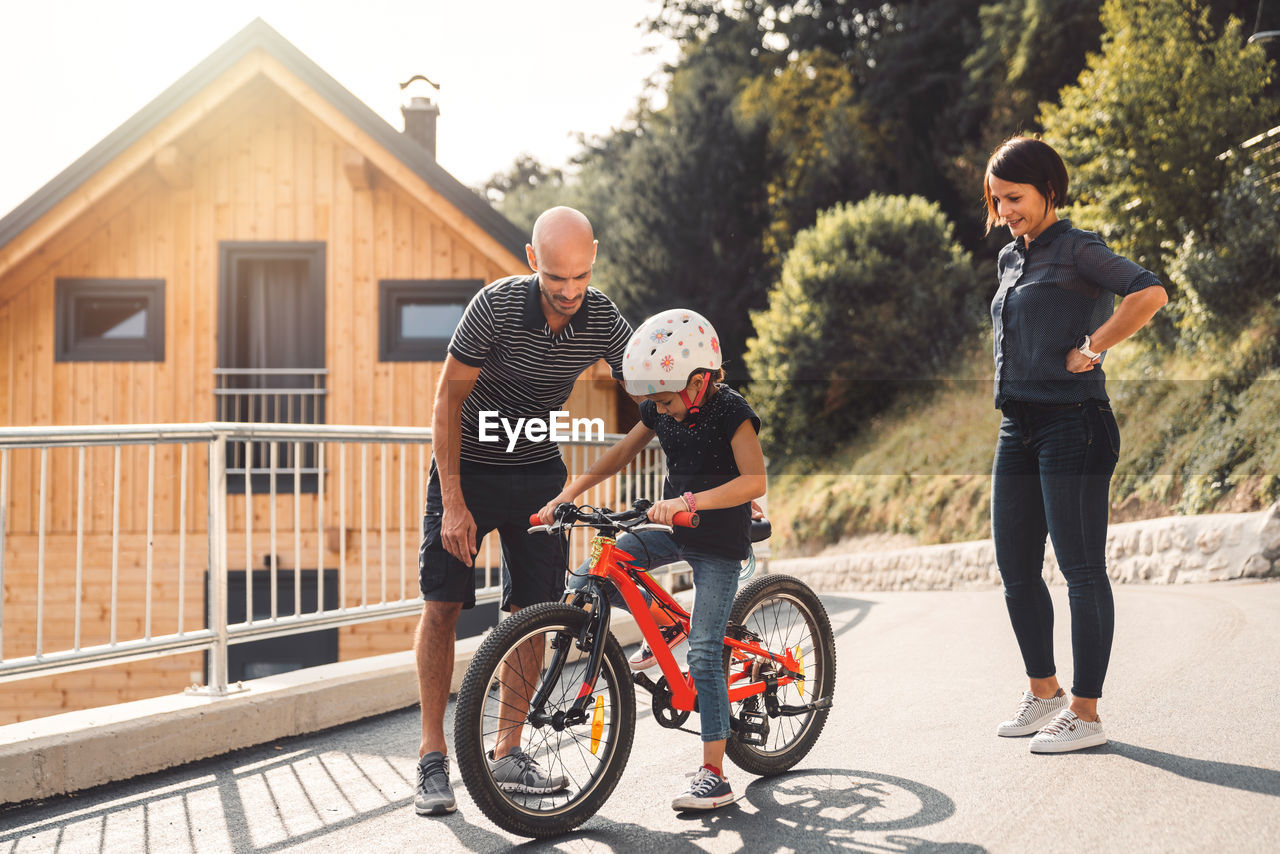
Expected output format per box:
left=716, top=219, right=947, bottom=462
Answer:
left=217, top=242, right=326, bottom=494
left=379, top=279, right=482, bottom=361
left=207, top=566, right=339, bottom=682
left=55, top=278, right=165, bottom=362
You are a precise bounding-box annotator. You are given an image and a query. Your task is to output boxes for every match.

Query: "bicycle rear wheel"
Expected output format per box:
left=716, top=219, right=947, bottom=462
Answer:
left=453, top=602, right=636, bottom=838
left=724, top=573, right=836, bottom=776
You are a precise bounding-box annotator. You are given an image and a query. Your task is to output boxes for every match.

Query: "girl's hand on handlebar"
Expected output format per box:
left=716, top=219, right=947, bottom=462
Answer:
left=537, top=494, right=572, bottom=526
left=647, top=497, right=687, bottom=526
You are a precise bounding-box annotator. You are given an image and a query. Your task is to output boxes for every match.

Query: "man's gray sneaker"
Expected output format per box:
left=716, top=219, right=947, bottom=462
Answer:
left=415, top=752, right=456, bottom=815
left=488, top=748, right=569, bottom=794
left=996, top=689, right=1068, bottom=737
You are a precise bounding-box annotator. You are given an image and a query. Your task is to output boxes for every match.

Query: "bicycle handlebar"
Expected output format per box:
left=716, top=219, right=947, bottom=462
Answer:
left=526, top=502, right=700, bottom=531
left=671, top=510, right=699, bottom=528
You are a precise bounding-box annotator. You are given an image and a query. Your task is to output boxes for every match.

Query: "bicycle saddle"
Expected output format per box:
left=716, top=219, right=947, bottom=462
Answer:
left=750, top=517, right=771, bottom=543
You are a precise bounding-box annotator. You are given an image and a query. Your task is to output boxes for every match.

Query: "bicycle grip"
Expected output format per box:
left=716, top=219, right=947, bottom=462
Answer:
left=673, top=510, right=699, bottom=528
left=529, top=513, right=544, bottom=526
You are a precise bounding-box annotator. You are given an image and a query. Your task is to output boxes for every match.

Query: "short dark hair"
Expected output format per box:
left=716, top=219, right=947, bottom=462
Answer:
left=983, top=136, right=1069, bottom=235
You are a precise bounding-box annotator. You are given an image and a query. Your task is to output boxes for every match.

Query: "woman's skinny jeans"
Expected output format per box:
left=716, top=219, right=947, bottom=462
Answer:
left=991, top=400, right=1120, bottom=700
left=566, top=529, right=740, bottom=742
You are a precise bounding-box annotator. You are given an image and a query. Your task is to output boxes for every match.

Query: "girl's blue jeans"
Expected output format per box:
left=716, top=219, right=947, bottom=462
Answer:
left=566, top=529, right=740, bottom=742
left=991, top=399, right=1120, bottom=700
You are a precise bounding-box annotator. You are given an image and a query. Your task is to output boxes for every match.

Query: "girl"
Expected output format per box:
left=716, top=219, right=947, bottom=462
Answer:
left=537, top=308, right=766, bottom=809
left=983, top=136, right=1167, bottom=753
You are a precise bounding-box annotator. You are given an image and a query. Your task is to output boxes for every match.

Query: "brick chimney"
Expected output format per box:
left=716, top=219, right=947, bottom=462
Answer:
left=402, top=96, right=440, bottom=159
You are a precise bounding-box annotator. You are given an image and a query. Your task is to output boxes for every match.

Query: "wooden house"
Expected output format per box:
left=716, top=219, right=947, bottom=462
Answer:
left=0, top=19, right=626, bottom=722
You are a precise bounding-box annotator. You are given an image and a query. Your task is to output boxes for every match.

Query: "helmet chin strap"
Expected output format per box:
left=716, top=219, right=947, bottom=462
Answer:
left=678, top=374, right=711, bottom=427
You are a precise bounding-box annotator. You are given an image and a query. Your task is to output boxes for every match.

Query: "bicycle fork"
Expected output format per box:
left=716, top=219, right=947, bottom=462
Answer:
left=524, top=586, right=613, bottom=731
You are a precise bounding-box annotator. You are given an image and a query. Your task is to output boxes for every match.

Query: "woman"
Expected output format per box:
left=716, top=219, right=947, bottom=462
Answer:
left=983, top=136, right=1167, bottom=753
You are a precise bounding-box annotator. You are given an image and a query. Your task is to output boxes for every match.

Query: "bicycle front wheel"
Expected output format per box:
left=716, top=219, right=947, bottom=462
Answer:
left=725, top=573, right=836, bottom=776
left=453, top=602, right=636, bottom=838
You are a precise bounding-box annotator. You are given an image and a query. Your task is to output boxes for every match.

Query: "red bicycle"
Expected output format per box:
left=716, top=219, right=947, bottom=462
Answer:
left=453, top=500, right=836, bottom=838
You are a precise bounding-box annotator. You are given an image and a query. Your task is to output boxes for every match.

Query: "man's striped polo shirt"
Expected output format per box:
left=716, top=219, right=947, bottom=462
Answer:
left=448, top=274, right=631, bottom=465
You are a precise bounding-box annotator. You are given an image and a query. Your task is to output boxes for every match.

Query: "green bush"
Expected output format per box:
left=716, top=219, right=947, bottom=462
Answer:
left=1170, top=165, right=1280, bottom=346
left=744, top=194, right=981, bottom=460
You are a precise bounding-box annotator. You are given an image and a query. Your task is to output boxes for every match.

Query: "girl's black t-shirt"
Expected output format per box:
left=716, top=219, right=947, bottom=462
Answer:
left=639, top=385, right=761, bottom=560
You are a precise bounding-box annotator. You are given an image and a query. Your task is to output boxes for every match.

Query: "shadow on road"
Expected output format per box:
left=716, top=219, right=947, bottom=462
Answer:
left=1106, top=742, right=1280, bottom=797
left=512, top=768, right=986, bottom=853
left=819, top=595, right=876, bottom=641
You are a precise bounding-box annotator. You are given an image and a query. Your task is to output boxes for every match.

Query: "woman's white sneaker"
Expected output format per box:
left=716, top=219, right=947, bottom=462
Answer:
left=996, top=689, right=1068, bottom=737
left=1029, top=710, right=1107, bottom=753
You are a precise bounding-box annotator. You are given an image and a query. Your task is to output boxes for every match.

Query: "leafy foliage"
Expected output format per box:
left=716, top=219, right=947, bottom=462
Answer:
left=736, top=50, right=889, bottom=270
left=484, top=154, right=566, bottom=235
left=948, top=0, right=1104, bottom=240
left=647, top=0, right=905, bottom=78
left=598, top=32, right=774, bottom=383
left=1039, top=0, right=1276, bottom=301
left=474, top=1, right=1280, bottom=549
left=1170, top=163, right=1280, bottom=344
left=745, top=194, right=981, bottom=459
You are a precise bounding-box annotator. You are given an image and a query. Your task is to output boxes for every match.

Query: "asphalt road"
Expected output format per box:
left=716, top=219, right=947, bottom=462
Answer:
left=3, top=580, right=1278, bottom=853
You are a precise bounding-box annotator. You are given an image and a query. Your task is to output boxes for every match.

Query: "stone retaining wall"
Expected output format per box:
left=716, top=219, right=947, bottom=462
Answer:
left=770, top=503, right=1280, bottom=593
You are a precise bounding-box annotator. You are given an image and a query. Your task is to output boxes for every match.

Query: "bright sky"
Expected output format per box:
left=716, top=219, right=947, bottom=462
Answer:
left=0, top=0, right=677, bottom=218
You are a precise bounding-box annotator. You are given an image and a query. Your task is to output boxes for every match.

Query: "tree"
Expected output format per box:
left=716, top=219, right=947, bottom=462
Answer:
left=1039, top=0, right=1276, bottom=304
left=745, top=194, right=981, bottom=460
left=949, top=0, right=1104, bottom=242
left=736, top=49, right=890, bottom=270
left=483, top=154, right=566, bottom=234
left=1169, top=162, right=1280, bottom=344
left=601, top=27, right=774, bottom=384
left=648, top=0, right=904, bottom=79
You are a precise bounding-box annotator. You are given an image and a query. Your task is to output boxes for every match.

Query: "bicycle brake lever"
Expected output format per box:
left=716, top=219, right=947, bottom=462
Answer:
left=630, top=522, right=674, bottom=534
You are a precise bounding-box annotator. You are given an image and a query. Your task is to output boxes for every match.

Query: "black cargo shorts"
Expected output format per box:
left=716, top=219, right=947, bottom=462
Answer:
left=418, top=456, right=568, bottom=611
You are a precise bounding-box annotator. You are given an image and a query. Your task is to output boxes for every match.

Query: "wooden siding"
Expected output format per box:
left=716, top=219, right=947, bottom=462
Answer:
left=0, top=72, right=624, bottom=723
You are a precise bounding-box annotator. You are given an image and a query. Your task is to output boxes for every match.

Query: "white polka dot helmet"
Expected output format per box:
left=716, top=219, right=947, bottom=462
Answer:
left=622, top=308, right=721, bottom=397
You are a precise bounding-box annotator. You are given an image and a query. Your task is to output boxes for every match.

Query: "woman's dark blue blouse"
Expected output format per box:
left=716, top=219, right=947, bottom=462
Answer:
left=990, top=219, right=1162, bottom=408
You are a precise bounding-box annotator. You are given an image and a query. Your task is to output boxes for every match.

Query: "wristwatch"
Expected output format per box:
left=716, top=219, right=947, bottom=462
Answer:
left=1075, top=334, right=1101, bottom=360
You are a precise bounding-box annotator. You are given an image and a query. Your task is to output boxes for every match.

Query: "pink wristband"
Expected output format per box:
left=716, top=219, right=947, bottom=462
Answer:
left=682, top=491, right=697, bottom=512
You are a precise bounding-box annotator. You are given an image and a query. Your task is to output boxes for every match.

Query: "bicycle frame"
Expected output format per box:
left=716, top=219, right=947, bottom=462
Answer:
left=561, top=533, right=805, bottom=717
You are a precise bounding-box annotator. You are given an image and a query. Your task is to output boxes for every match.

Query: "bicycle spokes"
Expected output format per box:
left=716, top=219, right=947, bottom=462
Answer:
left=724, top=575, right=836, bottom=775
left=454, top=604, right=636, bottom=837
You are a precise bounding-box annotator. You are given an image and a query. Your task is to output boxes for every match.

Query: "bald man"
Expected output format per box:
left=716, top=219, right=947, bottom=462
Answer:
left=413, top=207, right=632, bottom=816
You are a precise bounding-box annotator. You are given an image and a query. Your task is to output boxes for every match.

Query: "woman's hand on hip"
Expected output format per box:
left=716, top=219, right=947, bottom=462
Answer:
left=1065, top=348, right=1100, bottom=373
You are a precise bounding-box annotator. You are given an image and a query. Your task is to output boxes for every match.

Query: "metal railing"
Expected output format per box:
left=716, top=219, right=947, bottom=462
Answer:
left=213, top=368, right=327, bottom=479
left=0, top=423, right=667, bottom=696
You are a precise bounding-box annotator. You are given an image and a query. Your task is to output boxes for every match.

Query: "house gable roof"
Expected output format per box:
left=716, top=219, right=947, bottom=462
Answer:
left=0, top=18, right=527, bottom=265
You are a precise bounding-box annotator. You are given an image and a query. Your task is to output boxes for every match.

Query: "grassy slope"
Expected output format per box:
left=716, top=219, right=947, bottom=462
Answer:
left=766, top=312, right=1280, bottom=557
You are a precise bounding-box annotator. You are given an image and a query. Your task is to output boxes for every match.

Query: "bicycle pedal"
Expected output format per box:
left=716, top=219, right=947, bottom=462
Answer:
left=725, top=622, right=762, bottom=644
left=775, top=695, right=834, bottom=715
left=733, top=709, right=770, bottom=746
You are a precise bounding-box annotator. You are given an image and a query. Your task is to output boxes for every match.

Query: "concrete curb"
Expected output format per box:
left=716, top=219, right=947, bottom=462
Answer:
left=0, top=612, right=647, bottom=805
